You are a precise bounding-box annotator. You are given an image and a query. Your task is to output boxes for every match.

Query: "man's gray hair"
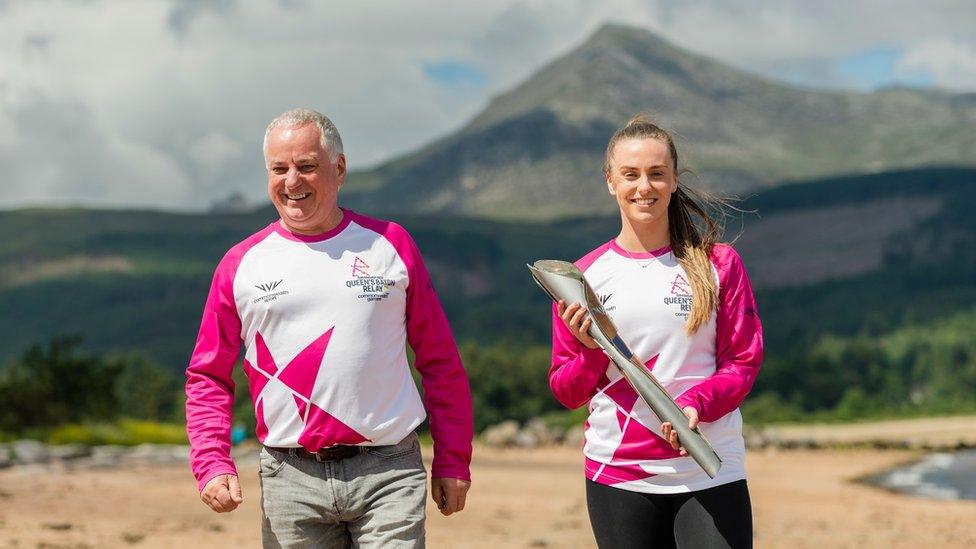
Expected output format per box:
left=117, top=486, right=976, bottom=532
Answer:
left=263, top=108, right=344, bottom=163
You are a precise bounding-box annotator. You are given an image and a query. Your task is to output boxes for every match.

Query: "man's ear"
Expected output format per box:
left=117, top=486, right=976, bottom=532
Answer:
left=335, top=154, right=347, bottom=188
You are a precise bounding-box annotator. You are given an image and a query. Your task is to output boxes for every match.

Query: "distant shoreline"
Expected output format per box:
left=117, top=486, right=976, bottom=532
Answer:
left=745, top=414, right=976, bottom=451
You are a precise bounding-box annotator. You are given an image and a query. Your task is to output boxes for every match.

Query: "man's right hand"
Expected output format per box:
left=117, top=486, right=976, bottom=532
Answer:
left=201, top=474, right=244, bottom=513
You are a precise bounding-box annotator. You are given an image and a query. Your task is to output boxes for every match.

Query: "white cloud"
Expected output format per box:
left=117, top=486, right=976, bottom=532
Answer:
left=0, top=0, right=972, bottom=210
left=897, top=38, right=976, bottom=91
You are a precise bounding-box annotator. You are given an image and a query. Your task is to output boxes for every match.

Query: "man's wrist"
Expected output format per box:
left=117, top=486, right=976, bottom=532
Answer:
left=197, top=467, right=239, bottom=492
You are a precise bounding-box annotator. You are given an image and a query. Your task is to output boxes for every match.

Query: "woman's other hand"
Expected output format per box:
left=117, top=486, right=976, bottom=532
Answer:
left=661, top=407, right=700, bottom=456
left=558, top=300, right=600, bottom=349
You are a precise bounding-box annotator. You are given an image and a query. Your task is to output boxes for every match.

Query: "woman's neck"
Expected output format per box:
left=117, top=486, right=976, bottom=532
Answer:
left=615, top=217, right=670, bottom=253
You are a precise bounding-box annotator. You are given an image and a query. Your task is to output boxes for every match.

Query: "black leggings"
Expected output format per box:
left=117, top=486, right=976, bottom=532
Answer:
left=586, top=479, right=753, bottom=549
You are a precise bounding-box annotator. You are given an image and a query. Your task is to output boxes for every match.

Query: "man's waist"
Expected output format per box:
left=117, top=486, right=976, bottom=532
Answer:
left=264, top=445, right=364, bottom=462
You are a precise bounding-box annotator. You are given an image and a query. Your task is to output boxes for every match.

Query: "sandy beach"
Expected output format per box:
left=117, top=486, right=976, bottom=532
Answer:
left=1, top=444, right=974, bottom=548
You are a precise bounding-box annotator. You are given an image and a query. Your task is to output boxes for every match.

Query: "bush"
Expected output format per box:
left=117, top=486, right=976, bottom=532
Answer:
left=46, top=420, right=187, bottom=446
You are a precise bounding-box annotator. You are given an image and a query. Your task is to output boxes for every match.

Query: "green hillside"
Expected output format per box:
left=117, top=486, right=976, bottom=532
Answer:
left=1, top=167, right=974, bottom=426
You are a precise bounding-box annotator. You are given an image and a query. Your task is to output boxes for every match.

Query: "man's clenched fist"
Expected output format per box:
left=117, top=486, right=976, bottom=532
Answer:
left=201, top=474, right=244, bottom=513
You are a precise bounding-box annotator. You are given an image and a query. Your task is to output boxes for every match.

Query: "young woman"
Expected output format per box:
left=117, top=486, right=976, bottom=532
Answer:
left=549, top=115, right=763, bottom=548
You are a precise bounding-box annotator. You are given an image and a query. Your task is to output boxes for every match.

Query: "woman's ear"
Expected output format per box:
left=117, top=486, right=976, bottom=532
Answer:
left=606, top=173, right=615, bottom=195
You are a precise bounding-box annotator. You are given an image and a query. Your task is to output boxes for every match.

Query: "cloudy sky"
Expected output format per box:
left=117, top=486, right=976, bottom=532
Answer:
left=2, top=0, right=974, bottom=211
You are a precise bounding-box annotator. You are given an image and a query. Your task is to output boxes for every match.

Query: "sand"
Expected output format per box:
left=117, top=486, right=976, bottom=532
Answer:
left=1, top=445, right=974, bottom=548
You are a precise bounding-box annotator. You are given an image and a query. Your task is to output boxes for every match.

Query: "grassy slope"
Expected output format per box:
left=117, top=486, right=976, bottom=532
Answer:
left=0, top=168, right=973, bottom=375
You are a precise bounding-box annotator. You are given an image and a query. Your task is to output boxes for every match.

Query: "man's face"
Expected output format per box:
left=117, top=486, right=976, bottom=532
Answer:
left=266, top=123, right=346, bottom=235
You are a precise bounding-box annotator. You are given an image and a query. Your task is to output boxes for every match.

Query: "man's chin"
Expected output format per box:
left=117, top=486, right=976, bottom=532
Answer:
left=281, top=208, right=314, bottom=224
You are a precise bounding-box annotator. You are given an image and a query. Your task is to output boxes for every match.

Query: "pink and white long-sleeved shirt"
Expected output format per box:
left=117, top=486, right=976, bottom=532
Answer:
left=550, top=241, right=763, bottom=494
left=186, top=209, right=473, bottom=491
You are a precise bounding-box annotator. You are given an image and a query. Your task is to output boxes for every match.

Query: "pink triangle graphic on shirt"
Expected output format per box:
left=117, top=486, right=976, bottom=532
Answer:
left=254, top=332, right=279, bottom=376
left=278, top=327, right=334, bottom=400
left=243, top=358, right=270, bottom=403
left=604, top=354, right=659, bottom=413
left=255, top=399, right=268, bottom=441
left=611, top=408, right=681, bottom=463
left=605, top=461, right=660, bottom=485
left=293, top=395, right=308, bottom=421
left=298, top=401, right=370, bottom=448
left=615, top=407, right=629, bottom=431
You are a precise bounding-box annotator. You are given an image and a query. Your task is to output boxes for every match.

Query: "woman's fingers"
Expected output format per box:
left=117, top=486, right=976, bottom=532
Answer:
left=662, top=422, right=683, bottom=450
left=560, top=302, right=579, bottom=324
left=569, top=304, right=588, bottom=328
left=559, top=302, right=599, bottom=349
left=581, top=317, right=592, bottom=336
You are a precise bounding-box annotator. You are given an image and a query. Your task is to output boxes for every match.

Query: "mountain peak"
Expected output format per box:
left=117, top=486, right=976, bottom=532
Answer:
left=586, top=22, right=675, bottom=48
left=345, top=24, right=976, bottom=221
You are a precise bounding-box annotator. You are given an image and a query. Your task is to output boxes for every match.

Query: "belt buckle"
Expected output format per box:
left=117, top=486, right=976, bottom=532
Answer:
left=314, top=445, right=357, bottom=462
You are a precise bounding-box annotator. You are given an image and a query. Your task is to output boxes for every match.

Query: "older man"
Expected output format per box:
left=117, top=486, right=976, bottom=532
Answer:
left=185, top=108, right=473, bottom=547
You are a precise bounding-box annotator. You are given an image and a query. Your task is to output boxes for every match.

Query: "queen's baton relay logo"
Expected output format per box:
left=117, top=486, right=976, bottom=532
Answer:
left=346, top=256, right=395, bottom=302
left=664, top=274, right=692, bottom=317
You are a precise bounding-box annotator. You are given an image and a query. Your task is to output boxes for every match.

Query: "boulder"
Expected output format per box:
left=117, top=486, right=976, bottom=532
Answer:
left=481, top=420, right=520, bottom=447
left=562, top=425, right=585, bottom=448
left=522, top=418, right=560, bottom=446
left=11, top=439, right=49, bottom=465
left=49, top=443, right=91, bottom=461
left=514, top=431, right=539, bottom=448
left=90, top=445, right=127, bottom=468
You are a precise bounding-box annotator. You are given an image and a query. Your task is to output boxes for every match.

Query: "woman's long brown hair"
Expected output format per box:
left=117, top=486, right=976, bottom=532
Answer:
left=605, top=115, right=731, bottom=334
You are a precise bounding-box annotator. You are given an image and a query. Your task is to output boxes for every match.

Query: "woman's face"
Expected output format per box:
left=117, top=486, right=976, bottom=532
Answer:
left=606, top=137, right=678, bottom=229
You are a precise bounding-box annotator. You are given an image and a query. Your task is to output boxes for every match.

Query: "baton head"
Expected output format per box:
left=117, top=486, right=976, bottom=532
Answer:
left=530, top=260, right=582, bottom=278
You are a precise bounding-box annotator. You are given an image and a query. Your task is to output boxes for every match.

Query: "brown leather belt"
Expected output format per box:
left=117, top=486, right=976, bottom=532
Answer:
left=266, top=445, right=362, bottom=462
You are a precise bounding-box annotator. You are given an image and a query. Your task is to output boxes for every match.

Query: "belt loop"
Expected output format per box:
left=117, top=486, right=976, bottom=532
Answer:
left=288, top=448, right=297, bottom=457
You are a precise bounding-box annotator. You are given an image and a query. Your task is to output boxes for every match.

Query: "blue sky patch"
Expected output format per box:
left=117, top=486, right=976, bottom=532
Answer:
left=838, top=45, right=933, bottom=89
left=423, top=60, right=486, bottom=87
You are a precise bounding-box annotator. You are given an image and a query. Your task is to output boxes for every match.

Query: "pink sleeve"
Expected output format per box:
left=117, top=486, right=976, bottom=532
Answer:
left=185, top=252, right=244, bottom=492
left=549, top=302, right=612, bottom=409
left=675, top=244, right=763, bottom=423
left=547, top=244, right=613, bottom=409
left=386, top=223, right=473, bottom=481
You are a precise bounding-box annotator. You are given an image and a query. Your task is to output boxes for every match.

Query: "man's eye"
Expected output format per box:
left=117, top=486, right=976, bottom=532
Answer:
left=299, top=165, right=316, bottom=173
left=272, top=167, right=287, bottom=175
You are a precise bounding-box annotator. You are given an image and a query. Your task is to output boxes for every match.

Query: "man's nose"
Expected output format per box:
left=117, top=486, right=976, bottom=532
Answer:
left=284, top=168, right=300, bottom=187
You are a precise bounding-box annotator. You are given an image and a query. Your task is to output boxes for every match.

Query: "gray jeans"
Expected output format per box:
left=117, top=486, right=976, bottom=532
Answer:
left=259, top=432, right=427, bottom=548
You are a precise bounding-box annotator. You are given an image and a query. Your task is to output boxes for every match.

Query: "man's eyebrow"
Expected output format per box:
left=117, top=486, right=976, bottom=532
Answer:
left=268, top=154, right=319, bottom=165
